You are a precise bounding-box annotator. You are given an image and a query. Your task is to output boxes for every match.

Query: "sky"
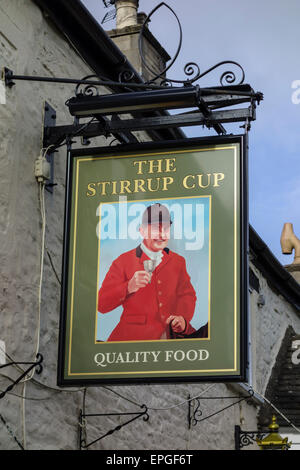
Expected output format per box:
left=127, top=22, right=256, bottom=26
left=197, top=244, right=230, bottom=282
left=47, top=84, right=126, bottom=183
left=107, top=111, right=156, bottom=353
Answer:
left=81, top=0, right=300, bottom=266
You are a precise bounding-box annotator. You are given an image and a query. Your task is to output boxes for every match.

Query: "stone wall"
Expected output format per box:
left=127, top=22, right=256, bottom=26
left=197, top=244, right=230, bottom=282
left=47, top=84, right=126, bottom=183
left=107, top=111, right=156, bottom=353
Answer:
left=249, top=263, right=300, bottom=395
left=0, top=0, right=103, bottom=450
left=0, top=0, right=300, bottom=451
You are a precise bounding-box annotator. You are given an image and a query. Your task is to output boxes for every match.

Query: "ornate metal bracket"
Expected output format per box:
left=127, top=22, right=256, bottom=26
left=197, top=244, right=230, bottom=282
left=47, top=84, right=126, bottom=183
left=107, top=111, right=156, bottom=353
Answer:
left=2, top=0, right=264, bottom=144
left=188, top=390, right=255, bottom=429
left=42, top=84, right=262, bottom=147
left=235, top=425, right=267, bottom=450
left=138, top=2, right=245, bottom=87
left=78, top=404, right=149, bottom=450
left=0, top=353, right=43, bottom=400
left=188, top=395, right=203, bottom=428
left=2, top=67, right=163, bottom=93
left=42, top=101, right=57, bottom=193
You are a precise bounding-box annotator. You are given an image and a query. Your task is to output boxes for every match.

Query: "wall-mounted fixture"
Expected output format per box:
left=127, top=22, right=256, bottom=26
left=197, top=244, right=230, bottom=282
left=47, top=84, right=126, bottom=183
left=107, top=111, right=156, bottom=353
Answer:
left=256, top=415, right=291, bottom=450
left=66, top=85, right=202, bottom=117
left=235, top=414, right=291, bottom=450
left=0, top=354, right=43, bottom=400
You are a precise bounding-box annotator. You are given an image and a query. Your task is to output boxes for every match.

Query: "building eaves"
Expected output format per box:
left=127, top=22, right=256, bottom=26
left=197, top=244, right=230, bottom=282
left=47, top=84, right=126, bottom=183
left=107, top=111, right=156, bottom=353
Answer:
left=32, top=0, right=184, bottom=142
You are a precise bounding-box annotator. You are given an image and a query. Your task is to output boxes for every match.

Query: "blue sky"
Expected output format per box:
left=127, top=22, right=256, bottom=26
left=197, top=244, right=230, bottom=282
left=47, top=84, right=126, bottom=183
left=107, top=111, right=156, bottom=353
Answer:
left=82, top=0, right=300, bottom=267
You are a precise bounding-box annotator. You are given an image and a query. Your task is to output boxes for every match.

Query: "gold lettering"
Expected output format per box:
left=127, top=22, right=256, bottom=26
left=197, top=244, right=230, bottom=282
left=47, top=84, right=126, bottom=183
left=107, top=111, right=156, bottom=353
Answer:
left=134, top=158, right=176, bottom=175
left=86, top=182, right=96, bottom=197
left=147, top=178, right=161, bottom=192
left=148, top=159, right=163, bottom=174
left=134, top=179, right=146, bottom=193
left=111, top=181, right=117, bottom=195
left=133, top=160, right=148, bottom=175
left=182, top=175, right=195, bottom=189
left=119, top=180, right=132, bottom=194
left=198, top=174, right=211, bottom=189
left=213, top=173, right=225, bottom=187
left=165, top=158, right=176, bottom=172
left=97, top=181, right=110, bottom=196
left=162, top=176, right=174, bottom=191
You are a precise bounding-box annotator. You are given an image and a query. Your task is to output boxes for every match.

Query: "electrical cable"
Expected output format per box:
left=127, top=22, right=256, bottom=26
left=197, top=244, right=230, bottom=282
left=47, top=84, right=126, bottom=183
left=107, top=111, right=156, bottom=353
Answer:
left=98, top=383, right=217, bottom=412
left=99, top=382, right=300, bottom=436
left=1, top=178, right=46, bottom=450
left=21, top=181, right=46, bottom=383
left=0, top=387, right=58, bottom=401
left=3, top=356, right=298, bottom=435
left=6, top=118, right=108, bottom=389
left=17, top=180, right=46, bottom=448
left=146, top=383, right=217, bottom=411
left=191, top=395, right=249, bottom=425
left=1, top=331, right=300, bottom=435
left=247, top=384, right=300, bottom=434
left=100, top=385, right=143, bottom=408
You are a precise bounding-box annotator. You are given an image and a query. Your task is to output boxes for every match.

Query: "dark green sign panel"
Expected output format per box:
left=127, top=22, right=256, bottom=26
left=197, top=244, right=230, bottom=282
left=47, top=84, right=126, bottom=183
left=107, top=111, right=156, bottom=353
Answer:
left=57, top=136, right=248, bottom=385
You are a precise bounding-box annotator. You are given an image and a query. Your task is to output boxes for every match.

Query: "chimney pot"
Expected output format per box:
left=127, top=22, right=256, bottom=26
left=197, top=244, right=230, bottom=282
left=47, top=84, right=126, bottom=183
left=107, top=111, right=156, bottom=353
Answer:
left=115, top=0, right=139, bottom=29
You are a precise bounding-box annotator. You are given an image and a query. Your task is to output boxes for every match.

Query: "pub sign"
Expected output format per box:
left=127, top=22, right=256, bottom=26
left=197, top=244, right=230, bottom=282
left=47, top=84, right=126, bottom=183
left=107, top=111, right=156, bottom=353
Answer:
left=57, top=136, right=248, bottom=385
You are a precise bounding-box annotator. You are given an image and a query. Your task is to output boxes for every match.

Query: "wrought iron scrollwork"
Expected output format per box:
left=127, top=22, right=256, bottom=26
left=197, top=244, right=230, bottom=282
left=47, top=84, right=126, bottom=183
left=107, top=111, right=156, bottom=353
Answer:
left=138, top=2, right=245, bottom=87
left=188, top=396, right=203, bottom=428
left=138, top=2, right=183, bottom=84
left=184, top=63, right=201, bottom=84
left=75, top=75, right=101, bottom=97
left=118, top=69, right=136, bottom=87
left=183, top=60, right=245, bottom=87
left=74, top=71, right=143, bottom=97
left=188, top=390, right=255, bottom=430
left=72, top=71, right=160, bottom=97
left=235, top=426, right=267, bottom=450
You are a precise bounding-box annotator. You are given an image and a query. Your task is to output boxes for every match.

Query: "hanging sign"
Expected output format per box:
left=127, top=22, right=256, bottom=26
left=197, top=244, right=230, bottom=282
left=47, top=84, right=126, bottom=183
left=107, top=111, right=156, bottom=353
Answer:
left=57, top=136, right=248, bottom=385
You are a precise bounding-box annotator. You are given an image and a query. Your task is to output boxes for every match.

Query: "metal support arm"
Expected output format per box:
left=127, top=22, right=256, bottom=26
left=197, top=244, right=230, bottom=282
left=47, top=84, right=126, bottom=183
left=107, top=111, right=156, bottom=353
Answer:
left=0, top=354, right=43, bottom=399
left=79, top=405, right=149, bottom=450
left=44, top=107, right=256, bottom=147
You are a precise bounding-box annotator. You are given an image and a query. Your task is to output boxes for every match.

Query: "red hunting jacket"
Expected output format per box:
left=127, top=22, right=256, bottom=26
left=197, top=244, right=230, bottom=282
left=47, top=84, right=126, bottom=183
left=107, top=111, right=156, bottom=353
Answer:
left=98, top=245, right=197, bottom=341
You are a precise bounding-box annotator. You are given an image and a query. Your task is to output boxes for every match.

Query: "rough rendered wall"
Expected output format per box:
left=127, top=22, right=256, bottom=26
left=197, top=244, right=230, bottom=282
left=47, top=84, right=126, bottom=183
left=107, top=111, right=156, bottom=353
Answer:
left=1, top=0, right=299, bottom=452
left=249, top=263, right=300, bottom=395
left=0, top=0, right=101, bottom=450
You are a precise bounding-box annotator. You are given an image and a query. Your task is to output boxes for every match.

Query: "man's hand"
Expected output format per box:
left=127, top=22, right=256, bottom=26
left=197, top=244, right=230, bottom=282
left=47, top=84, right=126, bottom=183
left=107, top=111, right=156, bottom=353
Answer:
left=128, top=270, right=151, bottom=294
left=166, top=315, right=186, bottom=333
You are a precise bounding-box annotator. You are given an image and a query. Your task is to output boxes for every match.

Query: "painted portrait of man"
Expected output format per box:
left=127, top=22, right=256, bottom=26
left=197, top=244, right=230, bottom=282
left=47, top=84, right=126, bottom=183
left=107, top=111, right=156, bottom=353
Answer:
left=97, top=202, right=201, bottom=341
